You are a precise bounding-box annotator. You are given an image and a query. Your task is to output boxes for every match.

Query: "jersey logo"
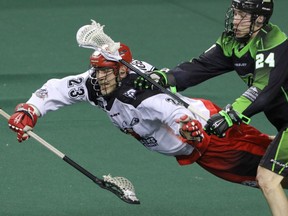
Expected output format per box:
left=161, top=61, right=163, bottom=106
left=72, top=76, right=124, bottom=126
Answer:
left=242, top=86, right=260, bottom=102
left=120, top=125, right=159, bottom=148
left=212, top=119, right=225, bottom=128
left=234, top=63, right=247, bottom=67
left=139, top=137, right=158, bottom=148
left=35, top=88, right=48, bottom=99
left=13, top=113, right=24, bottom=124
left=130, top=118, right=139, bottom=126
left=110, top=112, right=120, bottom=118
left=123, top=89, right=136, bottom=100
left=165, top=98, right=181, bottom=105
left=120, top=118, right=140, bottom=128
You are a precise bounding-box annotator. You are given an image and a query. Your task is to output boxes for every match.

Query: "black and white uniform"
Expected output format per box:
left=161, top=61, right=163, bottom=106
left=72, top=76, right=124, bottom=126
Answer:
left=26, top=60, right=210, bottom=157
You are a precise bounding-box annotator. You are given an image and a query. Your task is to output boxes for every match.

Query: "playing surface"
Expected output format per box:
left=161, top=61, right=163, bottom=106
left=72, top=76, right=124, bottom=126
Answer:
left=0, top=0, right=287, bottom=215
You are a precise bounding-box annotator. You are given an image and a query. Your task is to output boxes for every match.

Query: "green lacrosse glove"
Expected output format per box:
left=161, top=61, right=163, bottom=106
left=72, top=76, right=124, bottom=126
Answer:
left=134, top=70, right=177, bottom=93
left=204, top=104, right=250, bottom=137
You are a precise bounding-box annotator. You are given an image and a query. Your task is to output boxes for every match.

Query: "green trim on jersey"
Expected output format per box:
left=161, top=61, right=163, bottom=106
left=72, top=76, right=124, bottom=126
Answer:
left=281, top=87, right=288, bottom=102
left=253, top=67, right=270, bottom=90
left=217, top=23, right=287, bottom=59
left=232, top=96, right=252, bottom=114
left=273, top=128, right=288, bottom=175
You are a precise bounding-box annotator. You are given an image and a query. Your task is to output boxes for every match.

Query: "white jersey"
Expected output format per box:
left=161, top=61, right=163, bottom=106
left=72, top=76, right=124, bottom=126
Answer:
left=27, top=60, right=212, bottom=157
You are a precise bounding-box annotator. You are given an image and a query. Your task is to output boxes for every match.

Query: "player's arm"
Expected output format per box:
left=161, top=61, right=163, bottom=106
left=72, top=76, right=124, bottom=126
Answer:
left=205, top=40, right=288, bottom=137
left=168, top=43, right=234, bottom=91
left=8, top=71, right=91, bottom=142
left=27, top=71, right=91, bottom=116
left=134, top=43, right=234, bottom=92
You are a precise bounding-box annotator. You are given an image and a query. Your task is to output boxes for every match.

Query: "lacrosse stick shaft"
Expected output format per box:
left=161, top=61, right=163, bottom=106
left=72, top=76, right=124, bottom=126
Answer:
left=1, top=108, right=140, bottom=204
left=120, top=60, right=208, bottom=121
left=0, top=108, right=104, bottom=186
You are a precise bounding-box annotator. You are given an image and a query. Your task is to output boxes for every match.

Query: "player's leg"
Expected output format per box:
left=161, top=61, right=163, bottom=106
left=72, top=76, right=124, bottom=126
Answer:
left=257, top=166, right=288, bottom=216
left=257, top=128, right=288, bottom=216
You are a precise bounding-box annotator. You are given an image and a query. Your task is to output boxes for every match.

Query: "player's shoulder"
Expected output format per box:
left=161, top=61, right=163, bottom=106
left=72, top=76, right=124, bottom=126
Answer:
left=256, top=23, right=287, bottom=50
left=44, top=70, right=91, bottom=88
left=130, top=59, right=156, bottom=73
left=216, top=33, right=237, bottom=57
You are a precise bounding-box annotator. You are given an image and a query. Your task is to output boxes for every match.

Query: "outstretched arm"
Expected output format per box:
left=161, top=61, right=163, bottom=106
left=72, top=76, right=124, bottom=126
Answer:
left=168, top=43, right=234, bottom=91
left=8, top=71, right=92, bottom=142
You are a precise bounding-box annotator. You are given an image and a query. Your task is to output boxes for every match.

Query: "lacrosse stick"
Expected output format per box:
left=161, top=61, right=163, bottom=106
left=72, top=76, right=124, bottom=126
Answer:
left=76, top=20, right=208, bottom=122
left=0, top=108, right=140, bottom=205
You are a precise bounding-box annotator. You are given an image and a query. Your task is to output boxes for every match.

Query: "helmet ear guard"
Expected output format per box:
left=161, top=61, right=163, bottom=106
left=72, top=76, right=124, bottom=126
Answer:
left=118, top=43, right=132, bottom=64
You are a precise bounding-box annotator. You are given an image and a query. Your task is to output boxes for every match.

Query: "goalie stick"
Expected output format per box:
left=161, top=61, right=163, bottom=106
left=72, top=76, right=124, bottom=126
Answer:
left=76, top=20, right=208, bottom=122
left=0, top=108, right=140, bottom=205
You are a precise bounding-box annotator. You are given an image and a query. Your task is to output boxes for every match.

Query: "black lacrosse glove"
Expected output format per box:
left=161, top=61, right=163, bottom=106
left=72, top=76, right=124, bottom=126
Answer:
left=204, top=104, right=250, bottom=137
left=134, top=70, right=177, bottom=93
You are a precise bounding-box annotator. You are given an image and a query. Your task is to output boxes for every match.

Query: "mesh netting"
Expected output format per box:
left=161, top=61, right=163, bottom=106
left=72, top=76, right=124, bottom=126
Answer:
left=103, top=174, right=135, bottom=192
left=76, top=20, right=120, bottom=53
left=103, top=174, right=139, bottom=202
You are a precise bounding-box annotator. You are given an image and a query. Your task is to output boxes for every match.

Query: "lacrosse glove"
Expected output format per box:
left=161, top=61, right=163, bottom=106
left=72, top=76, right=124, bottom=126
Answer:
left=204, top=104, right=250, bottom=138
left=8, top=103, right=39, bottom=142
left=134, top=70, right=177, bottom=93
left=176, top=114, right=204, bottom=142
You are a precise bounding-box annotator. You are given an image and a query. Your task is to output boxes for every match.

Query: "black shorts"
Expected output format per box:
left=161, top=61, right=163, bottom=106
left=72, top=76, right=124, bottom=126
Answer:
left=259, top=127, right=288, bottom=177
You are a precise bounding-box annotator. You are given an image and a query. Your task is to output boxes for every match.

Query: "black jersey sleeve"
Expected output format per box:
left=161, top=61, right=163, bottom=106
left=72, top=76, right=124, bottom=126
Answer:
left=168, top=44, right=234, bottom=91
left=234, top=40, right=288, bottom=117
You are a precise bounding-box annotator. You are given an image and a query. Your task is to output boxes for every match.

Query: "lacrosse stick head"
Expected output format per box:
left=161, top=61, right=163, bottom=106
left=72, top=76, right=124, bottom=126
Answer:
left=76, top=19, right=122, bottom=62
left=103, top=174, right=140, bottom=204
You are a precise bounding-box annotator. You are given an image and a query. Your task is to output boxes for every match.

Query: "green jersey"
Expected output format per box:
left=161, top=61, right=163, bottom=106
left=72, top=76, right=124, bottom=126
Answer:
left=169, top=23, right=288, bottom=131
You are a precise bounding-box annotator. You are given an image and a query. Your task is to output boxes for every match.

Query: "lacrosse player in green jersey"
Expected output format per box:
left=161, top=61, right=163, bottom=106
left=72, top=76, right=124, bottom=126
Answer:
left=135, top=0, right=288, bottom=215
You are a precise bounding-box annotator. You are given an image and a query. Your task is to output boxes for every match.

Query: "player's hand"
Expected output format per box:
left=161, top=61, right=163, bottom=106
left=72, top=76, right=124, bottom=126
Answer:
left=8, top=103, right=39, bottom=142
left=134, top=70, right=176, bottom=93
left=134, top=70, right=168, bottom=90
left=204, top=104, right=250, bottom=137
left=176, top=114, right=203, bottom=142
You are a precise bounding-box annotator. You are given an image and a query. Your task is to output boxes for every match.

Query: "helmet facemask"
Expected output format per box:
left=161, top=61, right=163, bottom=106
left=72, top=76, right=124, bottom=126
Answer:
left=89, top=43, right=132, bottom=96
left=88, top=70, right=102, bottom=96
left=94, top=66, right=119, bottom=96
left=225, top=8, right=258, bottom=43
left=89, top=65, right=129, bottom=96
left=224, top=0, right=273, bottom=43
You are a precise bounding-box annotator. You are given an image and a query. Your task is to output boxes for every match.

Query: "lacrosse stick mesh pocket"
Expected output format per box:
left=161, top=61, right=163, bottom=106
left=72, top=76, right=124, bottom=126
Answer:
left=103, top=174, right=139, bottom=202
left=76, top=19, right=120, bottom=53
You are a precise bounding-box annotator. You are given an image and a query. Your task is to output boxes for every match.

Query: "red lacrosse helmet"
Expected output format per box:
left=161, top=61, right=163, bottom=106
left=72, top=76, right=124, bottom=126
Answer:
left=90, top=43, right=132, bottom=75
left=118, top=43, right=132, bottom=63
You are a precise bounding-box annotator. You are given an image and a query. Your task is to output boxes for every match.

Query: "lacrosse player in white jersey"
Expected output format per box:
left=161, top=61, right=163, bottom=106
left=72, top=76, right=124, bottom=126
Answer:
left=8, top=43, right=284, bottom=189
